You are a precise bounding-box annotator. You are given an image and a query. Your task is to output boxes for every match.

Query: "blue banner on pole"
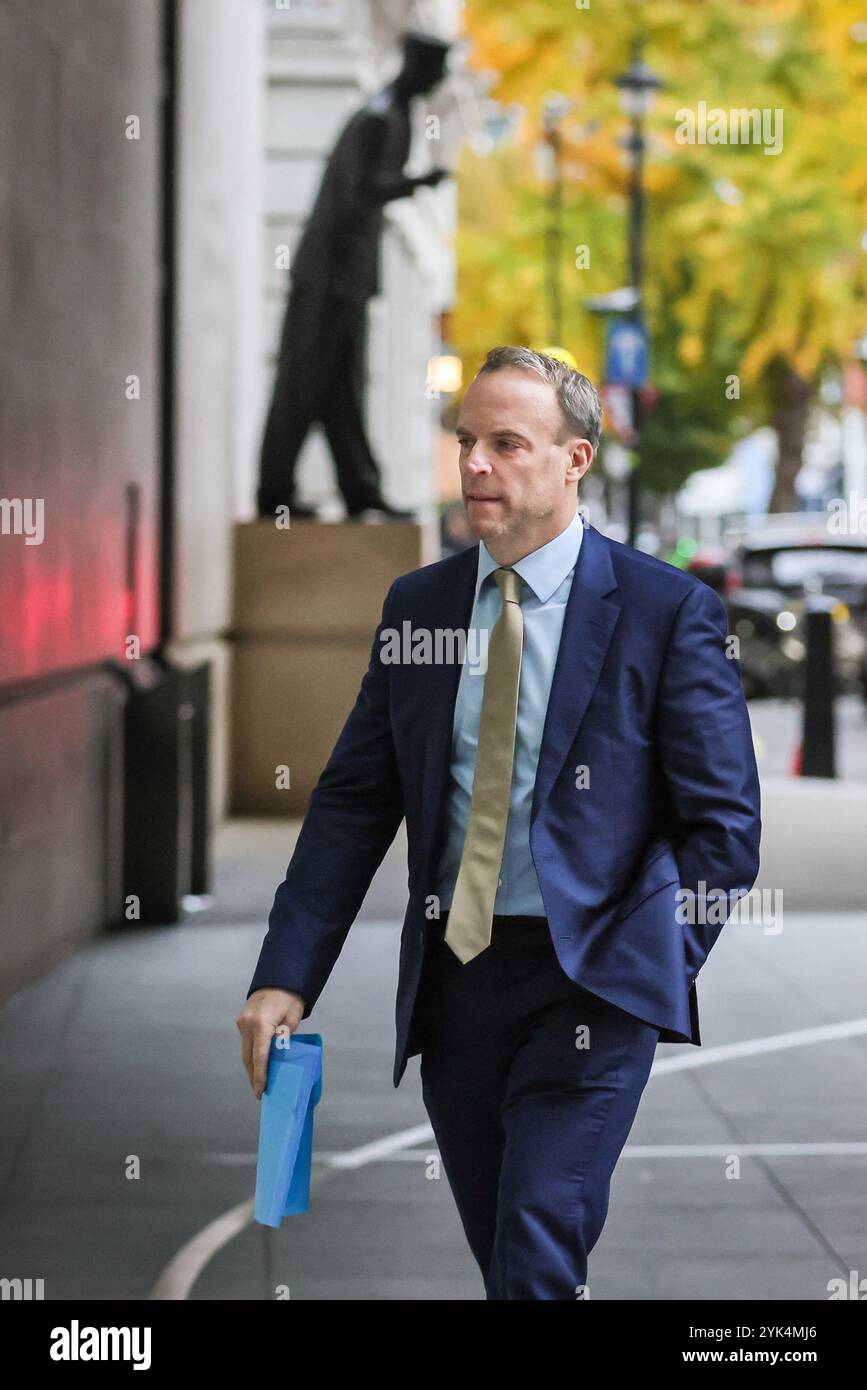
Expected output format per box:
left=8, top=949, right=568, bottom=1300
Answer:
left=605, top=319, right=649, bottom=387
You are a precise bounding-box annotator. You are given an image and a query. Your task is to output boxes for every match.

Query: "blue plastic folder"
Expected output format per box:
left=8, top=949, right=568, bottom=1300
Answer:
left=254, top=1032, right=323, bottom=1227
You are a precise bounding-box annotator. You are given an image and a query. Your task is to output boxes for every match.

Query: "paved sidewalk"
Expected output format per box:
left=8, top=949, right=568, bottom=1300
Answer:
left=749, top=695, right=867, bottom=780
left=1, top=786, right=866, bottom=1300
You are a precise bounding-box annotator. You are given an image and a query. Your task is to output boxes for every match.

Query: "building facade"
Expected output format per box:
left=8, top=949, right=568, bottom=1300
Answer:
left=0, top=0, right=466, bottom=999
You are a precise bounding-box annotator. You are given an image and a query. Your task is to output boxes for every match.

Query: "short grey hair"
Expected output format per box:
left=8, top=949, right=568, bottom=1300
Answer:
left=476, top=345, right=601, bottom=453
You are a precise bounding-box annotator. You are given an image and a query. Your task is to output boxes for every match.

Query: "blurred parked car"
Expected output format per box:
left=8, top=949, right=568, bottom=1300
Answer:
left=721, top=522, right=867, bottom=700
left=686, top=544, right=739, bottom=599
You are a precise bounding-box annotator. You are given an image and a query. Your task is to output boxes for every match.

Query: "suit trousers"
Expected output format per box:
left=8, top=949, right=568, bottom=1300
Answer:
left=414, top=913, right=660, bottom=1299
left=257, top=281, right=384, bottom=515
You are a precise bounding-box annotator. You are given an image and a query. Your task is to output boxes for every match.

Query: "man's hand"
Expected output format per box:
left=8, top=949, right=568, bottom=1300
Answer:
left=236, top=989, right=306, bottom=1100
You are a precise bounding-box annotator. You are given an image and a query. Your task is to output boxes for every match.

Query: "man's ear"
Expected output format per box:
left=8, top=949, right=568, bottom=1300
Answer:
left=566, top=438, right=594, bottom=484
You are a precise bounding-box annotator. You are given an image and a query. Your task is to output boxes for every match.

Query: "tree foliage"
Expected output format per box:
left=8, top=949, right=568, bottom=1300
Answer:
left=455, top=0, right=867, bottom=499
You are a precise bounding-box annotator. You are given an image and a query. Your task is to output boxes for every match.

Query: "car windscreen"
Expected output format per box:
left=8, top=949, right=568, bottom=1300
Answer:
left=742, top=547, right=867, bottom=589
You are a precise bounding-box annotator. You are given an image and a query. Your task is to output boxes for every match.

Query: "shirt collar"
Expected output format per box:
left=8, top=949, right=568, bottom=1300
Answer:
left=476, top=507, right=584, bottom=604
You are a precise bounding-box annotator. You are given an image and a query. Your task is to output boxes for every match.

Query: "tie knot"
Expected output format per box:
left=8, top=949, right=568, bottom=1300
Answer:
left=494, top=567, right=521, bottom=605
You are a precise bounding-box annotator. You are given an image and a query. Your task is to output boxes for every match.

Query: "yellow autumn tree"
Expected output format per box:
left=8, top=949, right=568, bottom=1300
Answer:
left=456, top=0, right=867, bottom=505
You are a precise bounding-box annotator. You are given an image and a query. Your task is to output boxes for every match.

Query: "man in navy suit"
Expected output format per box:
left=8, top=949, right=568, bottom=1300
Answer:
left=238, top=345, right=761, bottom=1299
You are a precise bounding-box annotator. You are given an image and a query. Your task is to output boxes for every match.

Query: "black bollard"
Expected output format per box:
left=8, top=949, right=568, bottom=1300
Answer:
left=122, top=658, right=212, bottom=922
left=799, top=599, right=836, bottom=778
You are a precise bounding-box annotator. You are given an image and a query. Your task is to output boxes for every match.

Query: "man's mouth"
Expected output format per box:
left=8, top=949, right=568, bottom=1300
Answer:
left=466, top=494, right=502, bottom=503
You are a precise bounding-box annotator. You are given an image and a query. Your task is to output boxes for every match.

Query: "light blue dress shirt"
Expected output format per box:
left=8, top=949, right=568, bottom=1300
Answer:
left=436, top=507, right=584, bottom=917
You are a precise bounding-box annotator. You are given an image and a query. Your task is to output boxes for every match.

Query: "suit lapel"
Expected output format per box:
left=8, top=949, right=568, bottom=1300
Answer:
left=419, top=545, right=479, bottom=857
left=531, top=523, right=621, bottom=822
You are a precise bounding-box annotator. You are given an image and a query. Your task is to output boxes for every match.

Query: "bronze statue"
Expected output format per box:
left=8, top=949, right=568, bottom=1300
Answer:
left=257, top=30, right=452, bottom=521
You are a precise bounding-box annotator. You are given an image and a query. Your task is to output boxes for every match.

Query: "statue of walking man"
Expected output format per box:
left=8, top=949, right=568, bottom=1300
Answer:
left=257, top=30, right=452, bottom=521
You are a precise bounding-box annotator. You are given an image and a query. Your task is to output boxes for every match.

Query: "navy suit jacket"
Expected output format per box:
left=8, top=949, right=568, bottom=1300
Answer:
left=248, top=521, right=762, bottom=1087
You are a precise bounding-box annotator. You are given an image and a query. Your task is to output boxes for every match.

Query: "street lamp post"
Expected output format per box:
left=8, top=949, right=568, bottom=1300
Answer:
left=542, top=93, right=572, bottom=346
left=613, top=41, right=662, bottom=546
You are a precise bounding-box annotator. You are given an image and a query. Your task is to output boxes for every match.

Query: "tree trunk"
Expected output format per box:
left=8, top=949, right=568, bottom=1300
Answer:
left=767, top=356, right=812, bottom=514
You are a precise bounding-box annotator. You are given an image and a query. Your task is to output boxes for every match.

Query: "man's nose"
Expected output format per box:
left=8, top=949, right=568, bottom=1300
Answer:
left=462, top=447, right=492, bottom=474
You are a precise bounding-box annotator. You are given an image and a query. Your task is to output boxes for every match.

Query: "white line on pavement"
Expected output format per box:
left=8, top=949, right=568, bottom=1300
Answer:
left=650, top=1017, right=867, bottom=1074
left=621, top=1143, right=867, bottom=1158
left=203, top=1141, right=867, bottom=1165
left=150, top=1016, right=867, bottom=1300
left=324, top=1121, right=436, bottom=1169
left=324, top=1141, right=867, bottom=1161
left=149, top=1199, right=253, bottom=1301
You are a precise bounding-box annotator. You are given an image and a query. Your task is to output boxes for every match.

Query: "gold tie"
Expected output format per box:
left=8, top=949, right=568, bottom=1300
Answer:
left=444, top=567, right=524, bottom=963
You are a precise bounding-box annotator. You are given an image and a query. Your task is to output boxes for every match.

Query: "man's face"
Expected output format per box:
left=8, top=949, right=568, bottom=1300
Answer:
left=455, top=367, right=593, bottom=558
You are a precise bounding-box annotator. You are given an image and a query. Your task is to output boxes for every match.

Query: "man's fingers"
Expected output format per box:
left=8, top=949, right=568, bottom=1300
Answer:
left=252, top=1023, right=276, bottom=1098
left=237, top=995, right=304, bottom=1099
left=238, top=1023, right=255, bottom=1091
